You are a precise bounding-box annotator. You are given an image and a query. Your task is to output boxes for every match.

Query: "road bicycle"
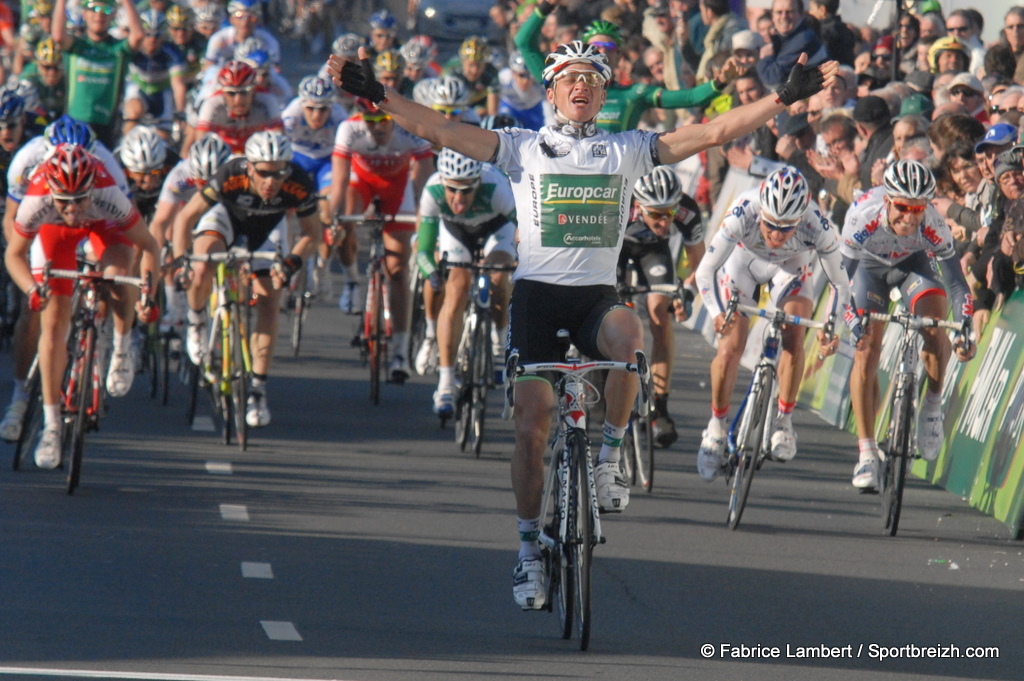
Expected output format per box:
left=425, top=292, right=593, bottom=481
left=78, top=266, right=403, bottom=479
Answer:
left=440, top=256, right=516, bottom=456
left=12, top=355, right=40, bottom=472
left=722, top=299, right=826, bottom=530
left=869, top=309, right=964, bottom=536
left=44, top=263, right=148, bottom=493
left=507, top=335, right=651, bottom=650
left=284, top=256, right=314, bottom=358
left=614, top=280, right=682, bottom=493
left=337, top=209, right=416, bottom=405
left=184, top=249, right=278, bottom=450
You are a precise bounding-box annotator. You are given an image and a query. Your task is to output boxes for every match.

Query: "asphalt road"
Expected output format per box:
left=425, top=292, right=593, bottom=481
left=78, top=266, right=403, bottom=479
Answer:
left=0, top=270, right=1021, bottom=681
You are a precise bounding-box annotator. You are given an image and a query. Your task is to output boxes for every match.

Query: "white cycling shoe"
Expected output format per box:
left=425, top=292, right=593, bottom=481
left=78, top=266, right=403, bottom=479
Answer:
left=917, top=407, right=943, bottom=462
left=595, top=460, right=629, bottom=513
left=697, top=430, right=727, bottom=482
left=512, top=557, right=547, bottom=611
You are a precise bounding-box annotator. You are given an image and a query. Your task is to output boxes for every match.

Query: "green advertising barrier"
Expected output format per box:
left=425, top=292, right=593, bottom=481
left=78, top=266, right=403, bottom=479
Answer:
left=796, top=287, right=1024, bottom=537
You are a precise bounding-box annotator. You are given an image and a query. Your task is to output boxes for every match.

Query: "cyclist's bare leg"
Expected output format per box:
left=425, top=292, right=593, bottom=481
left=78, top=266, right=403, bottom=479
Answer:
left=437, top=267, right=470, bottom=369
left=645, top=292, right=674, bottom=395
left=486, top=251, right=514, bottom=330
left=710, top=314, right=750, bottom=413
left=338, top=187, right=364, bottom=278
left=383, top=229, right=412, bottom=336
left=38, top=296, right=73, bottom=407
left=851, top=320, right=886, bottom=440
left=776, top=295, right=813, bottom=405
left=913, top=292, right=951, bottom=394
left=101, top=243, right=139, bottom=337
left=595, top=307, right=644, bottom=429
left=249, top=276, right=282, bottom=378
left=511, top=378, right=554, bottom=519
left=185, top=233, right=226, bottom=313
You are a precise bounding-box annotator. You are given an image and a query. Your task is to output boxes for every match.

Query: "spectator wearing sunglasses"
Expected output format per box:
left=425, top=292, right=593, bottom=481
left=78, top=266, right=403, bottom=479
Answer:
left=842, top=160, right=975, bottom=491
left=945, top=73, right=988, bottom=124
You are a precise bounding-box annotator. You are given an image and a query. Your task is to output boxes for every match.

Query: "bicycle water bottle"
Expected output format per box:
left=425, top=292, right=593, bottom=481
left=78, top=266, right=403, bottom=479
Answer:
left=475, top=273, right=490, bottom=309
left=764, top=335, right=779, bottom=360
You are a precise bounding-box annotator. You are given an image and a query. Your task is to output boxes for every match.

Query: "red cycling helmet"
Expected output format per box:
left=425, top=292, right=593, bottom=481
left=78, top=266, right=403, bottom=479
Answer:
left=352, top=97, right=382, bottom=115
left=42, top=143, right=98, bottom=196
left=217, top=60, right=256, bottom=88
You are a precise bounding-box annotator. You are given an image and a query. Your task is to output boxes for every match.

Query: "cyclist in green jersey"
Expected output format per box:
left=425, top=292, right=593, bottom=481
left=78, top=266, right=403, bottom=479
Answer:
left=52, top=0, right=142, bottom=147
left=19, top=37, right=66, bottom=121
left=515, top=2, right=738, bottom=132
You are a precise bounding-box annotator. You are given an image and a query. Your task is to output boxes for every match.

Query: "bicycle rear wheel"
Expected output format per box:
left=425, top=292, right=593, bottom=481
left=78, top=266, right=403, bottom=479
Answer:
left=632, top=408, right=655, bottom=492
left=566, top=429, right=593, bottom=650
left=882, top=374, right=915, bottom=536
left=186, top=356, right=200, bottom=426
left=553, top=457, right=573, bottom=640
left=727, top=369, right=772, bottom=530
left=470, top=314, right=492, bottom=457
left=365, top=270, right=385, bottom=405
left=231, top=311, right=248, bottom=452
left=65, top=327, right=95, bottom=495
left=454, top=312, right=475, bottom=452
left=13, top=362, right=42, bottom=471
left=407, top=270, right=428, bottom=372
left=291, top=267, right=309, bottom=358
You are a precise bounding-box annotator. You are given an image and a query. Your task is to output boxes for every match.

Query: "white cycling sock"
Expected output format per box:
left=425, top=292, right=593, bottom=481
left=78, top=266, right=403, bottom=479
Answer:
left=598, top=422, right=626, bottom=464
left=187, top=307, right=206, bottom=326
left=517, top=516, right=542, bottom=560
left=425, top=318, right=436, bottom=338
left=438, top=367, right=454, bottom=391
left=391, top=332, right=407, bottom=359
left=858, top=438, right=878, bottom=462
left=43, top=403, right=60, bottom=429
left=707, top=415, right=727, bottom=439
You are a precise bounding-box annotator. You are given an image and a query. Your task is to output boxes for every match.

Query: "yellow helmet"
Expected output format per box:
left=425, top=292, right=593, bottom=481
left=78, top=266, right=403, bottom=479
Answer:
left=166, top=4, right=193, bottom=28
left=374, top=49, right=404, bottom=75
left=927, top=36, right=969, bottom=73
left=459, top=36, right=488, bottom=63
left=32, top=0, right=55, bottom=15
left=35, top=37, right=62, bottom=65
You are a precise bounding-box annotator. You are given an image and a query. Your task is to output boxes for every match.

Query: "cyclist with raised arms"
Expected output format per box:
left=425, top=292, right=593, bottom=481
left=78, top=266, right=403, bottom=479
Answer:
left=694, top=167, right=858, bottom=482
left=328, top=37, right=835, bottom=611
left=328, top=98, right=434, bottom=383
left=842, top=160, right=975, bottom=492
left=122, top=9, right=188, bottom=136
left=416, top=148, right=516, bottom=416
left=516, top=5, right=737, bottom=133
left=4, top=145, right=159, bottom=468
left=617, top=166, right=705, bottom=449
left=190, top=60, right=282, bottom=154
left=172, top=131, right=319, bottom=428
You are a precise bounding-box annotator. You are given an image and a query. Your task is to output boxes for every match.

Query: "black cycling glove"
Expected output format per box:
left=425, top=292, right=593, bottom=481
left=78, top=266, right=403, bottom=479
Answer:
left=775, top=61, right=824, bottom=106
left=338, top=58, right=387, bottom=105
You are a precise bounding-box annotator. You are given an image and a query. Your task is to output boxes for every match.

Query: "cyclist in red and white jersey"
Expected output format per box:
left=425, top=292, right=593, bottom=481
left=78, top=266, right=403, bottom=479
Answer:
left=842, top=160, right=975, bottom=491
left=328, top=98, right=434, bottom=382
left=189, top=60, right=282, bottom=154
left=4, top=145, right=159, bottom=469
left=694, top=167, right=859, bottom=482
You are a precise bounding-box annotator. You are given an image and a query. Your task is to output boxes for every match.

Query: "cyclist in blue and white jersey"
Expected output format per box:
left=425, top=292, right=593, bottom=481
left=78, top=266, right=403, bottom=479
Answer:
left=122, top=9, right=188, bottom=136
left=497, top=51, right=552, bottom=132
left=283, top=75, right=346, bottom=212
left=203, top=0, right=280, bottom=68
left=329, top=39, right=837, bottom=611
left=236, top=39, right=292, bottom=104
left=842, top=160, right=975, bottom=492
left=415, top=148, right=516, bottom=417
left=694, top=167, right=859, bottom=482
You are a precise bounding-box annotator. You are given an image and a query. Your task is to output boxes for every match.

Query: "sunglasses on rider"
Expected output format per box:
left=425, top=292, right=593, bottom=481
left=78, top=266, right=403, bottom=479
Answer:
left=588, top=40, right=618, bottom=53
left=641, top=205, right=677, bottom=220
left=361, top=112, right=391, bottom=124
left=252, top=166, right=292, bottom=179
left=555, top=70, right=604, bottom=87
left=432, top=105, right=463, bottom=117
left=442, top=181, right=479, bottom=195
left=85, top=3, right=115, bottom=15
left=890, top=200, right=927, bottom=214
left=304, top=105, right=329, bottom=112
left=132, top=167, right=165, bottom=177
left=53, top=193, right=90, bottom=205
left=762, top=217, right=798, bottom=233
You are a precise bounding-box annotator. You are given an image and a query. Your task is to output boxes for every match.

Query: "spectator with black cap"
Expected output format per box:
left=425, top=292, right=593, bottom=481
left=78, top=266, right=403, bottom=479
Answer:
left=807, top=0, right=855, bottom=67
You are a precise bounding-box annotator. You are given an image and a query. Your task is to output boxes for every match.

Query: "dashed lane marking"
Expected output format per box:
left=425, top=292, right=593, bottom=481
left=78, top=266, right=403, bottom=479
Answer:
left=260, top=621, right=302, bottom=641
left=241, top=562, right=273, bottom=579
left=206, top=461, right=233, bottom=475
left=219, top=504, right=249, bottom=521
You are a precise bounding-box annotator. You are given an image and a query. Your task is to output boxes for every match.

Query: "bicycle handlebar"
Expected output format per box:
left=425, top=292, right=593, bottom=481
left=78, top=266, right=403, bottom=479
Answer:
left=868, top=311, right=962, bottom=331
left=734, top=302, right=825, bottom=329
left=186, top=249, right=281, bottom=263
left=334, top=213, right=417, bottom=224
left=438, top=258, right=517, bottom=274
left=47, top=268, right=147, bottom=289
left=616, top=282, right=681, bottom=298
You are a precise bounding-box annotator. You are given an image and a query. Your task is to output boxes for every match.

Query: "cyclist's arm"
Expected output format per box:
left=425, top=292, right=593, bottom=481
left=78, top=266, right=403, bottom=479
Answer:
left=171, top=71, right=188, bottom=114
left=292, top=210, right=321, bottom=260
left=937, top=252, right=974, bottom=324
left=648, top=81, right=719, bottom=110
left=694, top=227, right=738, bottom=319
left=120, top=0, right=146, bottom=51
left=656, top=91, right=786, bottom=165
left=122, top=215, right=160, bottom=289
left=171, top=190, right=213, bottom=259
left=415, top=215, right=440, bottom=277
left=328, top=153, right=350, bottom=219
left=2, top=196, right=17, bottom=243
left=817, top=247, right=856, bottom=333
left=377, top=86, right=499, bottom=164
left=51, top=0, right=74, bottom=51
left=148, top=198, right=178, bottom=249
left=3, top=229, right=33, bottom=294
left=511, top=2, right=547, bottom=83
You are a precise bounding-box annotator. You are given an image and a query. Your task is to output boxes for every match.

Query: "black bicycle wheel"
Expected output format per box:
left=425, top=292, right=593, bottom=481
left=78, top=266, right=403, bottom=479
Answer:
left=145, top=327, right=159, bottom=400
left=186, top=356, right=200, bottom=426
left=366, top=271, right=384, bottom=405
left=633, top=408, right=655, bottom=493
left=231, top=312, right=248, bottom=452
left=883, top=374, right=915, bottom=536
left=727, top=369, right=771, bottom=530
left=471, top=314, right=492, bottom=458
left=554, top=457, right=574, bottom=640
left=566, top=429, right=593, bottom=651
left=13, top=362, right=42, bottom=471
left=291, top=267, right=308, bottom=358
left=160, top=331, right=172, bottom=406
left=407, top=270, right=427, bottom=371
left=454, top=313, right=475, bottom=452
left=66, top=327, right=95, bottom=495
left=620, top=423, right=636, bottom=485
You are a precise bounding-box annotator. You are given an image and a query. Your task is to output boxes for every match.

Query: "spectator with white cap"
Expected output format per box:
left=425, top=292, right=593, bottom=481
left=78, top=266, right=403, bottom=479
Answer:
left=730, top=29, right=762, bottom=77
left=945, top=72, right=988, bottom=124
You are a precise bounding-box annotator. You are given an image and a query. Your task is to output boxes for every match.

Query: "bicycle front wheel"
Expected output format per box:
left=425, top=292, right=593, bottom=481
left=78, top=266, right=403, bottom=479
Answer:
left=566, top=429, right=593, bottom=650
left=632, top=408, right=655, bottom=492
left=882, top=373, right=915, bottom=536
left=454, top=312, right=475, bottom=452
left=291, top=268, right=308, bottom=358
left=66, top=326, right=95, bottom=495
left=365, top=270, right=385, bottom=405
left=231, top=311, right=248, bottom=452
left=470, top=313, right=492, bottom=457
left=727, top=368, right=772, bottom=530
left=13, top=362, right=42, bottom=471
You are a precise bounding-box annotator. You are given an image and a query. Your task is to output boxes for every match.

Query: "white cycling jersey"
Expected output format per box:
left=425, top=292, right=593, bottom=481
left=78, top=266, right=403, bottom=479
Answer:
left=492, top=124, right=659, bottom=286
left=695, top=186, right=851, bottom=320
left=157, top=159, right=202, bottom=206
left=840, top=186, right=957, bottom=265
left=7, top=136, right=129, bottom=203
left=281, top=97, right=348, bottom=160
left=204, top=27, right=281, bottom=66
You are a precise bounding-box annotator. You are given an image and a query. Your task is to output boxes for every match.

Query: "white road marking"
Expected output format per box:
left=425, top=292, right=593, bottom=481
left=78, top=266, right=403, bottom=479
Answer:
left=192, top=416, right=216, bottom=432
left=241, top=561, right=273, bottom=579
left=219, top=504, right=249, bottom=521
left=206, top=461, right=233, bottom=475
left=0, top=667, right=347, bottom=680
left=260, top=621, right=302, bottom=641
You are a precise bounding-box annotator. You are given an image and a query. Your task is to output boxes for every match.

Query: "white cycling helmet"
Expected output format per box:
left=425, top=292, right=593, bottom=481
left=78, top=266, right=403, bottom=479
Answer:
left=541, top=41, right=612, bottom=89
left=633, top=167, right=682, bottom=208
left=298, top=75, right=334, bottom=105
left=244, top=130, right=293, bottom=164
left=883, top=159, right=936, bottom=200
left=432, top=76, right=468, bottom=107
left=189, top=133, right=232, bottom=182
left=436, top=148, right=482, bottom=182
left=119, top=125, right=167, bottom=173
left=759, top=167, right=810, bottom=224
left=400, top=41, right=430, bottom=69
left=332, top=33, right=362, bottom=60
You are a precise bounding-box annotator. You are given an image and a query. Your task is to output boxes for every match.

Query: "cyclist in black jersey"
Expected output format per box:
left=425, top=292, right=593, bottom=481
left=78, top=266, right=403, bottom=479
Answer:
left=616, top=167, right=706, bottom=449
left=172, top=131, right=320, bottom=429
